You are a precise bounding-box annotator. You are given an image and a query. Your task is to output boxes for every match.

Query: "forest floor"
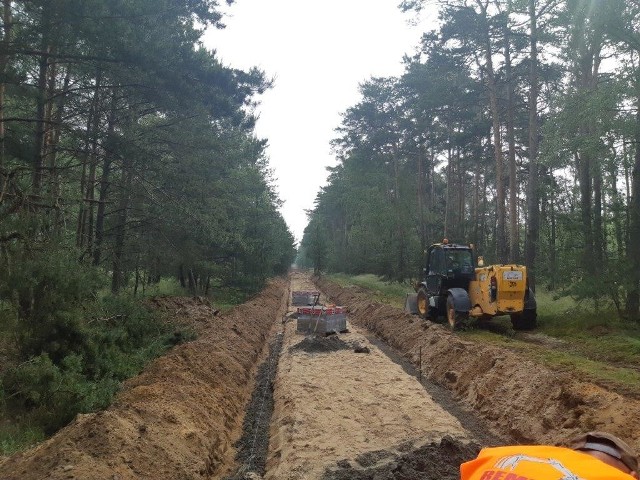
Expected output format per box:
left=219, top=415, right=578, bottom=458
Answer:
left=2, top=271, right=640, bottom=479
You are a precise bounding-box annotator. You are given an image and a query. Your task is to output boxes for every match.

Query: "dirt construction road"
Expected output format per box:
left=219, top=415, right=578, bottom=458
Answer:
left=266, top=274, right=470, bottom=479
left=2, top=271, right=640, bottom=479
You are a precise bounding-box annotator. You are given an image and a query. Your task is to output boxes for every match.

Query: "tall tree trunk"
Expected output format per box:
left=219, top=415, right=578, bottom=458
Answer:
left=626, top=66, right=640, bottom=318
left=417, top=147, right=428, bottom=253
left=444, top=141, right=452, bottom=239
left=32, top=51, right=49, bottom=195
left=392, top=147, right=406, bottom=281
left=188, top=268, right=197, bottom=295
left=572, top=4, right=602, bottom=278
left=593, top=168, right=604, bottom=267
left=624, top=141, right=632, bottom=248
left=457, top=150, right=465, bottom=240
left=472, top=163, right=481, bottom=247
left=111, top=157, right=133, bottom=294
left=179, top=265, right=186, bottom=288
left=93, top=94, right=117, bottom=266
left=0, top=0, right=13, bottom=170
left=609, top=160, right=624, bottom=260
left=549, top=188, right=557, bottom=290
left=525, top=0, right=540, bottom=291
left=504, top=0, right=519, bottom=263
left=577, top=151, right=594, bottom=274
left=481, top=172, right=488, bottom=254
left=76, top=70, right=103, bottom=247
left=477, top=1, right=507, bottom=261
left=46, top=64, right=70, bottom=233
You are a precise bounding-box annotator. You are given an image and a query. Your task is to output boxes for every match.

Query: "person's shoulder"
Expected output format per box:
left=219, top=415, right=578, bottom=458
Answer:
left=478, top=445, right=569, bottom=457
left=463, top=445, right=633, bottom=480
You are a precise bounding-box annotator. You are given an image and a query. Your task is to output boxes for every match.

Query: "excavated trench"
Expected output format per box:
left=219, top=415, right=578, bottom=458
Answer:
left=224, top=331, right=285, bottom=480
left=3, top=272, right=640, bottom=480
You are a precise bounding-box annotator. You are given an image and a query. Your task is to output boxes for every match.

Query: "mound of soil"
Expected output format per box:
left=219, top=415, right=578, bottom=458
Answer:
left=289, top=334, right=355, bottom=354
left=322, top=436, right=480, bottom=480
left=0, top=279, right=288, bottom=480
left=145, top=295, right=220, bottom=334
left=315, top=276, right=640, bottom=452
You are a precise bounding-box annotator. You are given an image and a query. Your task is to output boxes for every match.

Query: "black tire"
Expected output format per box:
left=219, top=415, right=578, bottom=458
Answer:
left=417, top=288, right=439, bottom=320
left=511, top=309, right=537, bottom=331
left=416, top=288, right=429, bottom=319
left=446, top=295, right=469, bottom=331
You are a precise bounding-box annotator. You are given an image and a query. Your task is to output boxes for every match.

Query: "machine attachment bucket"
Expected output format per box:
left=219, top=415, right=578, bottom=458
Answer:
left=405, top=293, right=419, bottom=314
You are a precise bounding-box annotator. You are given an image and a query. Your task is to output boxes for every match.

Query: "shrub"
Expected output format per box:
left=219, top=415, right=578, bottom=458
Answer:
left=0, top=422, right=44, bottom=456
left=0, top=239, right=196, bottom=447
left=0, top=241, right=104, bottom=362
left=2, top=354, right=115, bottom=434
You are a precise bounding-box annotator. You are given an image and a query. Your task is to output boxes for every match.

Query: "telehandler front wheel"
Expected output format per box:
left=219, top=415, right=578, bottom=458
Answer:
left=417, top=288, right=438, bottom=320
left=416, top=288, right=429, bottom=319
left=511, top=309, right=537, bottom=331
left=446, top=295, right=469, bottom=331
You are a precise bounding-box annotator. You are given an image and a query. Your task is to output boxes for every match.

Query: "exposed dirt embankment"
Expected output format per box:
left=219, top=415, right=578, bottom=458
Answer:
left=315, top=276, right=640, bottom=451
left=0, top=279, right=288, bottom=480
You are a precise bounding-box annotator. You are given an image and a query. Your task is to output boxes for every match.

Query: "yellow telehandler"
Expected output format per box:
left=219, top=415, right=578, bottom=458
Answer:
left=405, top=240, right=537, bottom=330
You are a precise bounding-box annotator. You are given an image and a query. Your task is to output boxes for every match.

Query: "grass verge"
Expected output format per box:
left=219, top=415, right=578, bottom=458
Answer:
left=0, top=423, right=45, bottom=456
left=327, top=274, right=640, bottom=397
left=327, top=273, right=414, bottom=309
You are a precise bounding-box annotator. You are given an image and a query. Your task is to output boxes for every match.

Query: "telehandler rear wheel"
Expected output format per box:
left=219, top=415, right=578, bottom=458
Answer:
left=446, top=295, right=469, bottom=331
left=511, top=309, right=537, bottom=330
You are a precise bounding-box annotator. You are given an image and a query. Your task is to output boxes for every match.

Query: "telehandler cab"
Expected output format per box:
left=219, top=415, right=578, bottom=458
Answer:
left=405, top=240, right=537, bottom=330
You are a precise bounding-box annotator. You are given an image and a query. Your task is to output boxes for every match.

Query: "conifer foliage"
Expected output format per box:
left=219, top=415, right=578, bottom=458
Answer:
left=0, top=0, right=295, bottom=296
left=0, top=0, right=295, bottom=444
left=301, top=0, right=640, bottom=319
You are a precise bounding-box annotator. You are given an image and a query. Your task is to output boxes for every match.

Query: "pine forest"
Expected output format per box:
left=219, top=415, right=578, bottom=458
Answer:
left=299, top=0, right=640, bottom=320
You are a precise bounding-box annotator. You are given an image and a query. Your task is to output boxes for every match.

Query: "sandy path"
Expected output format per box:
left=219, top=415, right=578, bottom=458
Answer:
left=265, top=272, right=472, bottom=479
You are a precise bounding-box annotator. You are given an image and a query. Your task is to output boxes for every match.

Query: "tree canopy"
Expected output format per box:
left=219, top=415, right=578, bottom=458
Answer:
left=300, top=0, right=640, bottom=319
left=0, top=0, right=296, bottom=299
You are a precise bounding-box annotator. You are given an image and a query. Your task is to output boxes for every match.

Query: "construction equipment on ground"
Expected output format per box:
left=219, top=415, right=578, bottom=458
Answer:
left=405, top=239, right=537, bottom=330
left=296, top=305, right=348, bottom=335
left=292, top=290, right=320, bottom=306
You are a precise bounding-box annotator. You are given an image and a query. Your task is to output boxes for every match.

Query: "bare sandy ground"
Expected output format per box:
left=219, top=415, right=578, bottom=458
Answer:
left=265, top=272, right=472, bottom=479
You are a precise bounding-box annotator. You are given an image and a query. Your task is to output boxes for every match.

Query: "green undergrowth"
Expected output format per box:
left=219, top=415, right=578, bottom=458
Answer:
left=327, top=273, right=414, bottom=309
left=327, top=274, right=640, bottom=396
left=130, top=278, right=251, bottom=313
left=0, top=423, right=45, bottom=456
left=0, top=293, right=195, bottom=456
left=0, top=272, right=250, bottom=455
left=108, top=273, right=252, bottom=316
left=130, top=277, right=191, bottom=298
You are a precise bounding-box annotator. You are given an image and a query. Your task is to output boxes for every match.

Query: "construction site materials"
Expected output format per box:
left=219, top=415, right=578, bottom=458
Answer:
left=291, top=290, right=320, bottom=306
left=296, top=306, right=347, bottom=335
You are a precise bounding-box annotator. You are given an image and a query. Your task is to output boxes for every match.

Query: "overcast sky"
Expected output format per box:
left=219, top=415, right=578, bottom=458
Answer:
left=203, top=1, right=437, bottom=242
